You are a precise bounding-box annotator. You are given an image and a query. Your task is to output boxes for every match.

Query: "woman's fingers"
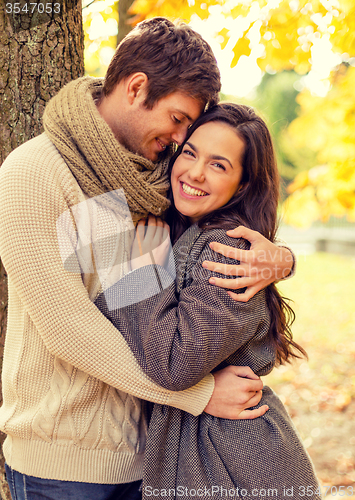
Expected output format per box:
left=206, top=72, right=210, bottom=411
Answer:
left=134, top=219, right=147, bottom=256
left=131, top=216, right=170, bottom=269
left=134, top=216, right=170, bottom=262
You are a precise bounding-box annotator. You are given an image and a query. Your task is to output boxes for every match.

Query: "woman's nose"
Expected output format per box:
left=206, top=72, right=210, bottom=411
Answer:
left=189, top=162, right=205, bottom=182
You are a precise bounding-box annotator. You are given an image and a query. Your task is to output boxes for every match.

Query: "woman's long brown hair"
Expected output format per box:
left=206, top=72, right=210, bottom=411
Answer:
left=166, top=103, right=306, bottom=365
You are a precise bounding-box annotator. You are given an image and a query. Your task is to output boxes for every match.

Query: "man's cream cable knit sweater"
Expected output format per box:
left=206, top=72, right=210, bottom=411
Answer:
left=0, top=133, right=214, bottom=484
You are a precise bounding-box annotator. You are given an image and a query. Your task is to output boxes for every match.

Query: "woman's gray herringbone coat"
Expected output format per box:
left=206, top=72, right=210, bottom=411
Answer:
left=95, top=224, right=321, bottom=500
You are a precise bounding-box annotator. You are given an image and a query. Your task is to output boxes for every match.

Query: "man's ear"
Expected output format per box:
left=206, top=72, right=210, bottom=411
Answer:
left=126, top=72, right=148, bottom=105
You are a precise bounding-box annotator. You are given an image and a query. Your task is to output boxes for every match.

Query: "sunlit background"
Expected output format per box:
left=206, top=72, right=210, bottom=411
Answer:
left=83, top=0, right=345, bottom=97
left=82, top=0, right=355, bottom=227
left=82, top=0, right=355, bottom=491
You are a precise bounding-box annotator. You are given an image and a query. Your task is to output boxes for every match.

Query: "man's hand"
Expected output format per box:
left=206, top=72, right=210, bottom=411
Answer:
left=204, top=366, right=269, bottom=420
left=202, top=225, right=294, bottom=303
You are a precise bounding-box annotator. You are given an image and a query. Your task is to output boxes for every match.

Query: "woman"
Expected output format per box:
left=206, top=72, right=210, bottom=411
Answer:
left=95, top=103, right=321, bottom=499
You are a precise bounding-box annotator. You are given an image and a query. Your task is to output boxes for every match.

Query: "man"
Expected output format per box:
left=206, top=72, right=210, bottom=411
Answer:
left=0, top=18, right=294, bottom=499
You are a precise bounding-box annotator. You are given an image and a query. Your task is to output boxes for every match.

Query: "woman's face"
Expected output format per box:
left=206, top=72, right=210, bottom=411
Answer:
left=171, top=121, right=245, bottom=223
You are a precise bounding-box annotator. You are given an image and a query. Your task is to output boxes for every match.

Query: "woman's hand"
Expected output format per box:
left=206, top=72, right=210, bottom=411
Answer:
left=202, top=225, right=295, bottom=302
left=130, top=215, right=171, bottom=271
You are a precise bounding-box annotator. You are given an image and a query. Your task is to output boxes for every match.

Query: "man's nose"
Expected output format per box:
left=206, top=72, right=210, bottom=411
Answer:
left=171, top=126, right=188, bottom=146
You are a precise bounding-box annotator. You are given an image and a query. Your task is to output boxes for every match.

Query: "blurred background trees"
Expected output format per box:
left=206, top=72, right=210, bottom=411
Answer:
left=83, top=0, right=355, bottom=228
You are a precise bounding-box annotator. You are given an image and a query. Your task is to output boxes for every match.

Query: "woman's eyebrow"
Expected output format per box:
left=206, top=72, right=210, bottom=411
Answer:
left=185, top=141, right=233, bottom=168
left=185, top=141, right=197, bottom=152
left=210, top=155, right=233, bottom=169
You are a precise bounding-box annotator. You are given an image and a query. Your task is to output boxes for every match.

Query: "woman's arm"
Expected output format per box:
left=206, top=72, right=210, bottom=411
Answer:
left=96, top=228, right=271, bottom=392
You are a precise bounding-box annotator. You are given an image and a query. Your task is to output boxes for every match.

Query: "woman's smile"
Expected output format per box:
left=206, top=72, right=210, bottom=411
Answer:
left=180, top=181, right=209, bottom=197
left=171, top=121, right=245, bottom=224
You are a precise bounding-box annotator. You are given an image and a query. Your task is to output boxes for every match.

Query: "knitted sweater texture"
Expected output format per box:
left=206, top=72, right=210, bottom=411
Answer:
left=0, top=133, right=214, bottom=483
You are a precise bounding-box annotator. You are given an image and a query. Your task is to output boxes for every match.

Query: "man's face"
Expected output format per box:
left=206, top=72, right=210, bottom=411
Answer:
left=118, top=92, right=204, bottom=162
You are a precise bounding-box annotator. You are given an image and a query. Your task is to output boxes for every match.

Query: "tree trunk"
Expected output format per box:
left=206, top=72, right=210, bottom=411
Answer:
left=118, top=0, right=135, bottom=44
left=0, top=0, right=84, bottom=496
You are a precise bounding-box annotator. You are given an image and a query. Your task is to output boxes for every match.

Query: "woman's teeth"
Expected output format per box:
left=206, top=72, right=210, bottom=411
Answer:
left=182, top=182, right=208, bottom=197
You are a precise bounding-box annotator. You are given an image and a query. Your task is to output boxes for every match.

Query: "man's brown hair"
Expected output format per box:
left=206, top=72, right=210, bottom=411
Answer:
left=103, top=17, right=221, bottom=109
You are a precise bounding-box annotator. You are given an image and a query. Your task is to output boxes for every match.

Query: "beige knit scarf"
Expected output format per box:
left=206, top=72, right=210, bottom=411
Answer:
left=43, top=76, right=171, bottom=222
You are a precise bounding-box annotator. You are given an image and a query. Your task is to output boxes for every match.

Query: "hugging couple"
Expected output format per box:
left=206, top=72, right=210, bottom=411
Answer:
left=0, top=17, right=320, bottom=500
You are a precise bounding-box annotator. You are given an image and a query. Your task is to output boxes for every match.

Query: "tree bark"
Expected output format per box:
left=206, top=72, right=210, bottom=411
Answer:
left=118, top=0, right=134, bottom=44
left=0, top=1, right=84, bottom=496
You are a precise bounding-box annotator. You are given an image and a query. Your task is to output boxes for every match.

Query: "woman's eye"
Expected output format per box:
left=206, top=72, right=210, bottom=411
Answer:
left=173, top=116, right=182, bottom=124
left=183, top=149, right=195, bottom=157
left=213, top=162, right=226, bottom=171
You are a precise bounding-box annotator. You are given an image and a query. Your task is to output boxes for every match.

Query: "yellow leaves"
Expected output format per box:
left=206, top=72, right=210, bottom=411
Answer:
left=83, top=0, right=354, bottom=82
left=287, top=170, right=310, bottom=194
left=336, top=161, right=355, bottom=184
left=337, top=190, right=355, bottom=210
left=288, top=93, right=328, bottom=151
left=189, top=0, right=223, bottom=21
left=229, top=4, right=247, bottom=19
left=230, top=19, right=258, bottom=68
left=129, top=0, right=223, bottom=24
left=282, top=64, right=355, bottom=226
left=217, top=27, right=229, bottom=51
left=284, top=160, right=355, bottom=227
left=255, top=0, right=352, bottom=74
left=299, top=67, right=355, bottom=160
left=260, top=2, right=307, bottom=68
left=231, top=36, right=251, bottom=68
left=82, top=0, right=119, bottom=77
left=129, top=0, right=188, bottom=24
left=227, top=2, right=252, bottom=20
left=331, top=162, right=355, bottom=214
left=330, top=1, right=355, bottom=56
left=126, top=0, right=154, bottom=24
left=283, top=185, right=322, bottom=228
left=225, top=0, right=353, bottom=76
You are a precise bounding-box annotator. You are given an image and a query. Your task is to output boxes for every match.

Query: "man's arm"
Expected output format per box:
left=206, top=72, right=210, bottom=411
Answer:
left=202, top=225, right=295, bottom=303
